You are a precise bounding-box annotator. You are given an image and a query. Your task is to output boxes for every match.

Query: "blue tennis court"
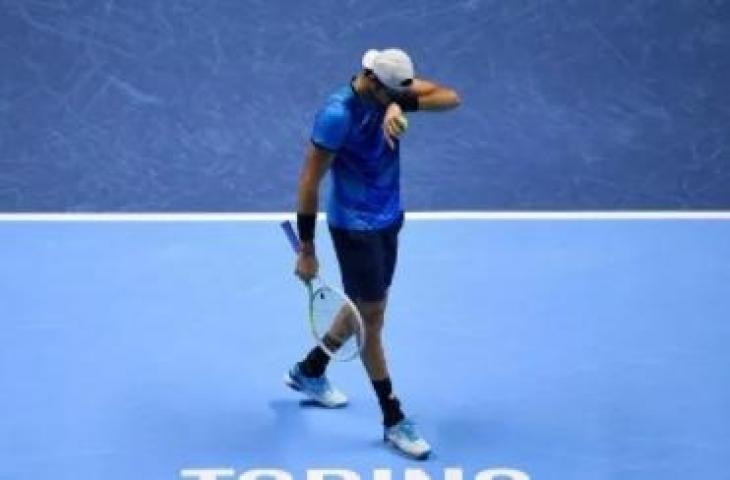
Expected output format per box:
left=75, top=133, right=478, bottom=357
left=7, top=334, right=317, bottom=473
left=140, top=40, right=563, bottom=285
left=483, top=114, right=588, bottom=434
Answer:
left=1, top=216, right=728, bottom=479
left=3, top=0, right=729, bottom=478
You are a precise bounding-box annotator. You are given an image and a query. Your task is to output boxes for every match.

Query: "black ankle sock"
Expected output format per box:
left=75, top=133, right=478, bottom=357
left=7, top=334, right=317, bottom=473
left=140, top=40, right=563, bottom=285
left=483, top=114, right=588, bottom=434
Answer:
left=299, top=345, right=330, bottom=378
left=372, top=378, right=405, bottom=427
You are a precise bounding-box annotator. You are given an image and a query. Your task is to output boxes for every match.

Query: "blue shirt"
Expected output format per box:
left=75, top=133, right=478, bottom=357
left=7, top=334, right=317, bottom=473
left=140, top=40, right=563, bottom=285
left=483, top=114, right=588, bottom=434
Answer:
left=311, top=83, right=402, bottom=230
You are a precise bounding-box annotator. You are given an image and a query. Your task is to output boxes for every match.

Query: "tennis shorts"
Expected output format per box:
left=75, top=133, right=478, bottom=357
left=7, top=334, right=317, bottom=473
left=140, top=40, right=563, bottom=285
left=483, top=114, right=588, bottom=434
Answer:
left=328, top=213, right=404, bottom=303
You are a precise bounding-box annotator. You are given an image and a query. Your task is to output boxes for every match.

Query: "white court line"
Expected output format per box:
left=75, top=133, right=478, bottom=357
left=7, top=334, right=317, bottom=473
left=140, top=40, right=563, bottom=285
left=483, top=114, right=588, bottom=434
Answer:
left=0, top=211, right=729, bottom=222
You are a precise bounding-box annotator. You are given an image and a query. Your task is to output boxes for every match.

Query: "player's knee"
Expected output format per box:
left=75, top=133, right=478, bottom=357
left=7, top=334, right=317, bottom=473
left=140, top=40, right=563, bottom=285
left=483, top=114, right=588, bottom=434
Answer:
left=364, top=312, right=384, bottom=333
left=359, top=302, right=386, bottom=332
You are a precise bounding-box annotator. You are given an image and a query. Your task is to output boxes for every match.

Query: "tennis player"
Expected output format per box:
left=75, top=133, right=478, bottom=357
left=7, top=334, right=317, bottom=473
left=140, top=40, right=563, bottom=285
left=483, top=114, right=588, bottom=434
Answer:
left=284, top=48, right=460, bottom=459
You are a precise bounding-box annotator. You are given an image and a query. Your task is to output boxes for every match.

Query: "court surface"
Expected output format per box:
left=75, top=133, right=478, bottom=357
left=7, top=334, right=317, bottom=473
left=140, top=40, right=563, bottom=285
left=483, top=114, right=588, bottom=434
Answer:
left=1, top=216, right=729, bottom=480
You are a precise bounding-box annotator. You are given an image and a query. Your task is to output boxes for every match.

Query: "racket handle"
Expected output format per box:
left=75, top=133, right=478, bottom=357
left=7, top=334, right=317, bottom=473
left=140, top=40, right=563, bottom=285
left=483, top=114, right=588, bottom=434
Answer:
left=281, top=220, right=301, bottom=254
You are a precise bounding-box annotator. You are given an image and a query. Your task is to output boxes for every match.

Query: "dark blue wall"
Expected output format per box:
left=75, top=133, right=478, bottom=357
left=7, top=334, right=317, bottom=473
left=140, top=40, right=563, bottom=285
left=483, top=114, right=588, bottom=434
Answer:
left=2, top=0, right=729, bottom=211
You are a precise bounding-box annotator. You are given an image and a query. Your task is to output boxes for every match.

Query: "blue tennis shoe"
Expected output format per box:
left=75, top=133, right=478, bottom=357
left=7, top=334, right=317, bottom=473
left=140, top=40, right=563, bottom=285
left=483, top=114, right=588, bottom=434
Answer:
left=384, top=418, right=431, bottom=460
left=284, top=363, right=348, bottom=408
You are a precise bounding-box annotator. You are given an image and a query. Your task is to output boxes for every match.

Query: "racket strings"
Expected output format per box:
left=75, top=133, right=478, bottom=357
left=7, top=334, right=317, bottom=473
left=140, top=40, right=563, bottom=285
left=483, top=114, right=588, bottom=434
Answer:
left=322, top=332, right=344, bottom=350
left=311, top=286, right=364, bottom=360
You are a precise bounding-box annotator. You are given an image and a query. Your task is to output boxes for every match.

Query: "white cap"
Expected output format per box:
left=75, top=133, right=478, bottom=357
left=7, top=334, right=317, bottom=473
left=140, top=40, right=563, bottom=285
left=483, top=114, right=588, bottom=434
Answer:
left=361, top=48, right=415, bottom=91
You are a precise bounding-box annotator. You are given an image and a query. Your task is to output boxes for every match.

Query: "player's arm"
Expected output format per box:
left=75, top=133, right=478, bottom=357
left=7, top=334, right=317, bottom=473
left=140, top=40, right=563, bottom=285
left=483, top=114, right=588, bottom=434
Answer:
left=295, top=143, right=335, bottom=281
left=297, top=143, right=335, bottom=244
left=383, top=78, right=460, bottom=145
left=408, top=78, right=460, bottom=111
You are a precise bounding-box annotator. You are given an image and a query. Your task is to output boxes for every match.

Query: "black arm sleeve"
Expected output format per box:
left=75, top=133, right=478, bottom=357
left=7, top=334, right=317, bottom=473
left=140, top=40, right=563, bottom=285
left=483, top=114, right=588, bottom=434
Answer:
left=394, top=91, right=419, bottom=112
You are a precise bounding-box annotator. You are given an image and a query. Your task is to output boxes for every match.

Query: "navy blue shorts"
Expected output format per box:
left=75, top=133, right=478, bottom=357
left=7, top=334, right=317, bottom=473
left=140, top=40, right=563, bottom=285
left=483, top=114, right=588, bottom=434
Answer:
left=328, top=214, right=404, bottom=303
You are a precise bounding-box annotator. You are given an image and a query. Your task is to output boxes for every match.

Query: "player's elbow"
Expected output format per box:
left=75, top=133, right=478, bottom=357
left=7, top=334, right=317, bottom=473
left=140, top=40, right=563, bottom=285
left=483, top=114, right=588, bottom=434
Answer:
left=432, top=88, right=461, bottom=110
left=447, top=89, right=461, bottom=109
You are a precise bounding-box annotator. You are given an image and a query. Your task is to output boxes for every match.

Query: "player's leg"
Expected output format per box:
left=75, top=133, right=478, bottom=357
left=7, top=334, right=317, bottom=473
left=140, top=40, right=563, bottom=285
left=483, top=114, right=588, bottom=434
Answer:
left=358, top=296, right=430, bottom=459
left=358, top=215, right=431, bottom=459
left=323, top=224, right=403, bottom=422
left=357, top=297, right=403, bottom=422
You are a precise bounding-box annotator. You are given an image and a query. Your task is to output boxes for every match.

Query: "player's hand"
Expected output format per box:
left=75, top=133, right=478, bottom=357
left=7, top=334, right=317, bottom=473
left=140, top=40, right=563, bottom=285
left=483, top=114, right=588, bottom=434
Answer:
left=295, top=247, right=318, bottom=283
left=383, top=103, right=407, bottom=149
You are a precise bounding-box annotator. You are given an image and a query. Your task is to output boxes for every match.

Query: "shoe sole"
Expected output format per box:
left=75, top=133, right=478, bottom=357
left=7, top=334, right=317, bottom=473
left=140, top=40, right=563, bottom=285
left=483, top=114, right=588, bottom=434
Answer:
left=384, top=436, right=431, bottom=461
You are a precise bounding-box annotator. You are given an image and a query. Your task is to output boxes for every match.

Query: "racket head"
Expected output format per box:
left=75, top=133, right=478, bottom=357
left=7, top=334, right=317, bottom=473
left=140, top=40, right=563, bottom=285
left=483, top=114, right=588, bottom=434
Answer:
left=306, top=280, right=365, bottom=362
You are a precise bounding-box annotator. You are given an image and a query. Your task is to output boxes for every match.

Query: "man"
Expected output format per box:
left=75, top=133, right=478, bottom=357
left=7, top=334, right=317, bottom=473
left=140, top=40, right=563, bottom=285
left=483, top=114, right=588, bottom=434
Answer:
left=284, top=48, right=460, bottom=459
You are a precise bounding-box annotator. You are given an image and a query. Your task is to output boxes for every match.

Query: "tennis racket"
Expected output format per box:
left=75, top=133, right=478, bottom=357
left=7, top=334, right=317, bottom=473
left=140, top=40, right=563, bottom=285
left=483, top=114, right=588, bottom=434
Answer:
left=281, top=220, right=365, bottom=362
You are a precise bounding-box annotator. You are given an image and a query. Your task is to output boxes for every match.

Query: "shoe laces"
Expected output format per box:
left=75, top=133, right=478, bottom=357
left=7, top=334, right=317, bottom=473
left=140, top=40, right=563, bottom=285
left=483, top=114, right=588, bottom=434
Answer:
left=294, top=365, right=331, bottom=395
left=305, top=374, right=330, bottom=395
